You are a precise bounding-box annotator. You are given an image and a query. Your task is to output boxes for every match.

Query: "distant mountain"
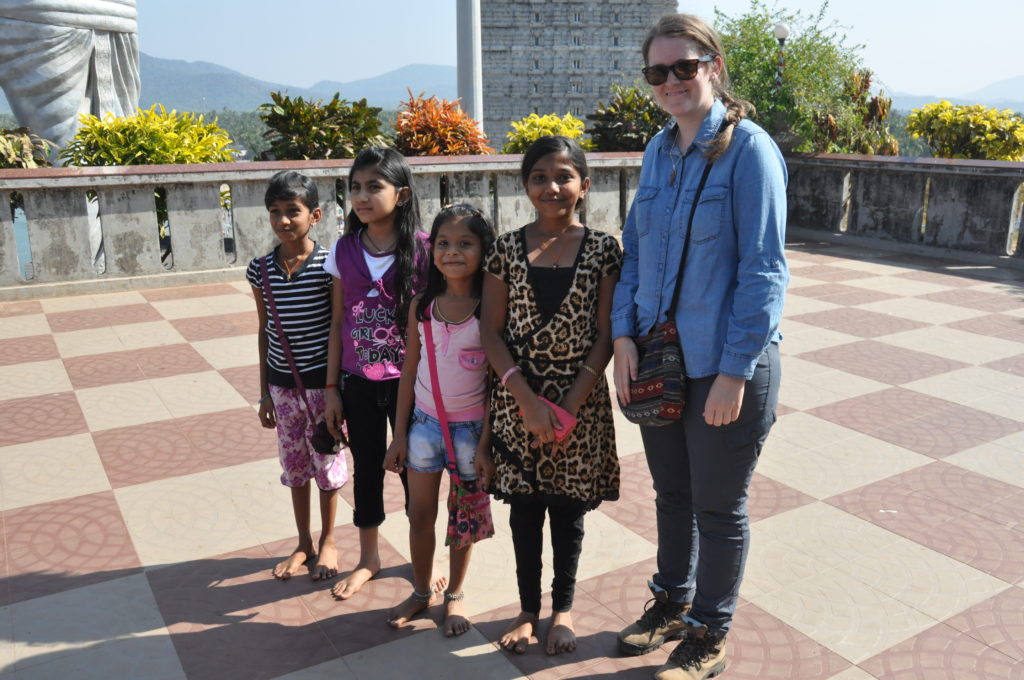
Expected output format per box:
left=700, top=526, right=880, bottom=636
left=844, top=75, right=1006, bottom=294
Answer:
left=890, top=74, right=1024, bottom=113
left=0, top=54, right=457, bottom=115
left=309, top=64, right=457, bottom=106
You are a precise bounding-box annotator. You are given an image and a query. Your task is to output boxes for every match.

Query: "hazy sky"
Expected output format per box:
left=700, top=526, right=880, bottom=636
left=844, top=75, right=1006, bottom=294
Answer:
left=138, top=1, right=1023, bottom=97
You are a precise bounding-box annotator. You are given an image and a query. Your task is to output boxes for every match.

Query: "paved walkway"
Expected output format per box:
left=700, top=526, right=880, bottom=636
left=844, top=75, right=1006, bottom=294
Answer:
left=0, top=237, right=1022, bottom=679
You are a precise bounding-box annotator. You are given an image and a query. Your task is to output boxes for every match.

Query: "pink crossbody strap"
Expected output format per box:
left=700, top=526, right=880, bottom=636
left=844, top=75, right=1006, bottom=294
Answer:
left=259, top=257, right=315, bottom=426
left=420, top=304, right=462, bottom=485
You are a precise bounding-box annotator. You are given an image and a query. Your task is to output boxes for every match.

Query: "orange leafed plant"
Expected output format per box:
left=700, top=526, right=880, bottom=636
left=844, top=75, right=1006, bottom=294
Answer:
left=394, top=90, right=493, bottom=156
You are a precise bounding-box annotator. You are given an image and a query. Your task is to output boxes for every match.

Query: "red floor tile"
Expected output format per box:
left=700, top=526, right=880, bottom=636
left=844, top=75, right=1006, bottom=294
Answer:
left=896, top=269, right=990, bottom=288
left=946, top=313, right=1024, bottom=343
left=788, top=265, right=876, bottom=282
left=787, top=283, right=897, bottom=306
left=3, top=491, right=142, bottom=605
left=45, top=303, right=162, bottom=332
left=983, top=354, right=1024, bottom=378
left=219, top=365, right=262, bottom=402
left=828, top=479, right=1024, bottom=583
left=615, top=453, right=655, bottom=505
left=135, top=343, right=214, bottom=378
left=92, top=420, right=208, bottom=487
left=170, top=312, right=258, bottom=341
left=0, top=300, right=42, bottom=317
left=917, top=289, right=1024, bottom=313
left=178, top=408, right=279, bottom=469
left=945, top=586, right=1024, bottom=663
left=0, top=334, right=60, bottom=366
left=0, top=391, right=88, bottom=446
left=809, top=388, right=1023, bottom=458
left=861, top=622, right=1024, bottom=680
left=63, top=350, right=147, bottom=389
left=789, top=308, right=928, bottom=338
left=141, top=283, right=240, bottom=302
left=796, top=340, right=969, bottom=385
left=748, top=473, right=816, bottom=523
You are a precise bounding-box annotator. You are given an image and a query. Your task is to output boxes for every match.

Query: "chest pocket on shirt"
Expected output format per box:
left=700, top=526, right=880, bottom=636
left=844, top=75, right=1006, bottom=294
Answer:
left=632, top=186, right=661, bottom=236
left=688, top=185, right=729, bottom=244
left=458, top=347, right=487, bottom=371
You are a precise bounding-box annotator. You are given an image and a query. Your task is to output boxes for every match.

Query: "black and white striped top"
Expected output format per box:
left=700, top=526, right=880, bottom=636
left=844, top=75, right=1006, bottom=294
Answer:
left=246, top=244, right=332, bottom=388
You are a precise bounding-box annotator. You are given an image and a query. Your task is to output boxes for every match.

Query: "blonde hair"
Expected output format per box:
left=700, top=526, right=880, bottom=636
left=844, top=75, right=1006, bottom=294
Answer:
left=642, top=13, right=754, bottom=161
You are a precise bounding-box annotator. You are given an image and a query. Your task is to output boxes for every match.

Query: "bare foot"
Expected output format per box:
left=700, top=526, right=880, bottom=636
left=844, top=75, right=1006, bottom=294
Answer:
left=431, top=565, right=448, bottom=594
left=546, top=611, right=576, bottom=655
left=273, top=546, right=313, bottom=580
left=443, top=595, right=471, bottom=637
left=387, top=591, right=438, bottom=628
left=330, top=558, right=381, bottom=600
left=499, top=611, right=538, bottom=654
left=311, top=541, right=339, bottom=581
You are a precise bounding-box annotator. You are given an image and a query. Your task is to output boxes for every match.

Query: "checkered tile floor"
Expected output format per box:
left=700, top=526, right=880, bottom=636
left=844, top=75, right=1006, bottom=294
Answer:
left=1, top=237, right=1023, bottom=679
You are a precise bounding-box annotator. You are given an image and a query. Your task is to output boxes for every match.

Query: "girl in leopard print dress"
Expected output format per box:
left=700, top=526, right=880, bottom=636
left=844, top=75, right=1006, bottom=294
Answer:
left=481, top=135, right=622, bottom=657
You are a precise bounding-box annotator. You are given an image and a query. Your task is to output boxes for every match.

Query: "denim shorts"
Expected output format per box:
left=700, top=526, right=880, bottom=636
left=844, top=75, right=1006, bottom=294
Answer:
left=406, top=406, right=481, bottom=479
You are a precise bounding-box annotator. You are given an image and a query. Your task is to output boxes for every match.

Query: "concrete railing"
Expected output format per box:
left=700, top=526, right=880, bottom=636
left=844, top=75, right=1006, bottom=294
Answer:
left=0, top=155, right=642, bottom=297
left=2, top=152, right=1023, bottom=298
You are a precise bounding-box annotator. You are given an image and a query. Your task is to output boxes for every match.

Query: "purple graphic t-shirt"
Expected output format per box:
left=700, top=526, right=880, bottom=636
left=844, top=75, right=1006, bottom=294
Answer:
left=327, top=231, right=428, bottom=381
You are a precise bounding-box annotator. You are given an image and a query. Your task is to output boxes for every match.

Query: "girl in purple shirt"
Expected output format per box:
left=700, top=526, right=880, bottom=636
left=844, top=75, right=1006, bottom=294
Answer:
left=324, top=147, right=429, bottom=600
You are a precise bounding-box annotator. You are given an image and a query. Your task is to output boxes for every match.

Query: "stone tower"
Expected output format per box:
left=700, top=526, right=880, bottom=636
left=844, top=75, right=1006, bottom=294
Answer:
left=481, top=0, right=677, bottom=146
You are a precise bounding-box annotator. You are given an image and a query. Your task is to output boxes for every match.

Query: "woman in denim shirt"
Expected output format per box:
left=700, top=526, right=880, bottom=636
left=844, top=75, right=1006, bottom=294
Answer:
left=611, top=13, right=788, bottom=680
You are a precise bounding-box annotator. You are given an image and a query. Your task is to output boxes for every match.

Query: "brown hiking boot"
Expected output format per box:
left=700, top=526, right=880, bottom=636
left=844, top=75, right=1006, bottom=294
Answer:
left=655, top=627, right=727, bottom=680
left=617, top=585, right=691, bottom=655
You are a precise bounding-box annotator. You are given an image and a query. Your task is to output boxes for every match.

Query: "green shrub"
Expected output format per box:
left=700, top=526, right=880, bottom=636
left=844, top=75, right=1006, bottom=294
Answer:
left=907, top=101, right=1024, bottom=161
left=59, top=105, right=237, bottom=166
left=502, top=113, right=592, bottom=153
left=258, top=91, right=389, bottom=160
left=587, top=84, right=669, bottom=152
left=1, top=127, right=54, bottom=169
left=394, top=91, right=492, bottom=156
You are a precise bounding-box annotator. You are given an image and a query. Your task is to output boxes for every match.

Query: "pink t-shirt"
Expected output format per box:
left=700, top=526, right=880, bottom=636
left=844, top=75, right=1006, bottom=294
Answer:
left=327, top=231, right=428, bottom=381
left=414, top=306, right=488, bottom=422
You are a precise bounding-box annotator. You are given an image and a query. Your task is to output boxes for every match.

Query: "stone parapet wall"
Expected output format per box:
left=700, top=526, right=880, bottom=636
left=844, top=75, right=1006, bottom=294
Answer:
left=2, top=153, right=1022, bottom=299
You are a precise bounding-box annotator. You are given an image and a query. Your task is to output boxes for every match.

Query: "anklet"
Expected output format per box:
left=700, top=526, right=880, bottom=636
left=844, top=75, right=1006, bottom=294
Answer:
left=412, top=590, right=433, bottom=602
left=444, top=591, right=465, bottom=602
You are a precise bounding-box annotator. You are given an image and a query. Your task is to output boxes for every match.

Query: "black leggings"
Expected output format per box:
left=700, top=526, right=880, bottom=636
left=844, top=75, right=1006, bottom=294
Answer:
left=508, top=499, right=587, bottom=615
left=341, top=374, right=409, bottom=528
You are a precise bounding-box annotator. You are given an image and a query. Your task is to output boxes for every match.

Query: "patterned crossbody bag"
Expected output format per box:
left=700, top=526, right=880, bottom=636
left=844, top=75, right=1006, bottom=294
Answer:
left=420, top=306, right=495, bottom=549
left=620, top=157, right=714, bottom=427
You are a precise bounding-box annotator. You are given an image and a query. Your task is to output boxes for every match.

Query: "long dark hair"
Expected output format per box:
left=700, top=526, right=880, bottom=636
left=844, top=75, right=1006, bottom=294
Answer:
left=345, top=146, right=424, bottom=328
left=415, top=204, right=496, bottom=323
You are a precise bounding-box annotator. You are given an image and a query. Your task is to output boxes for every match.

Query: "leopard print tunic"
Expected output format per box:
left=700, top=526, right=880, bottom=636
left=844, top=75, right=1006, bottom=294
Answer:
left=484, top=227, right=621, bottom=508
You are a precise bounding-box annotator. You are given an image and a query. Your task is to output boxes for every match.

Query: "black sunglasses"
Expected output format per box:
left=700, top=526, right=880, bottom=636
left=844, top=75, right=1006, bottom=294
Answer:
left=642, top=55, right=715, bottom=86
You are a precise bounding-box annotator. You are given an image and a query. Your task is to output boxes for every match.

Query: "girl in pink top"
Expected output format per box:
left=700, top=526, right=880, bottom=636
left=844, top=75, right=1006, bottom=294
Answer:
left=383, top=204, right=497, bottom=636
left=324, top=147, right=430, bottom=601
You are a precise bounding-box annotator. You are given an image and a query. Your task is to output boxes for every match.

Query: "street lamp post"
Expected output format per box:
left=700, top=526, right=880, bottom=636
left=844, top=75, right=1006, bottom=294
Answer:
left=772, top=23, right=790, bottom=89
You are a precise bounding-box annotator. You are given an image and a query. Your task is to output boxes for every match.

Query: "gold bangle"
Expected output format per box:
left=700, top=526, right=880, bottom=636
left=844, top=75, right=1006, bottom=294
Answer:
left=580, top=364, right=601, bottom=379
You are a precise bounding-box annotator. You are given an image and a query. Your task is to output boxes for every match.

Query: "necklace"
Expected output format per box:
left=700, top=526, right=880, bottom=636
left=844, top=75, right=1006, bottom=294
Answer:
left=535, top=225, right=574, bottom=268
left=364, top=230, right=396, bottom=254
left=433, top=298, right=478, bottom=326
left=278, top=246, right=312, bottom=281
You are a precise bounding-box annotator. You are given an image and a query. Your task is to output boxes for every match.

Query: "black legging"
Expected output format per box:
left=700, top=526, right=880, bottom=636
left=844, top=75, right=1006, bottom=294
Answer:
left=341, top=374, right=409, bottom=528
left=508, top=498, right=587, bottom=615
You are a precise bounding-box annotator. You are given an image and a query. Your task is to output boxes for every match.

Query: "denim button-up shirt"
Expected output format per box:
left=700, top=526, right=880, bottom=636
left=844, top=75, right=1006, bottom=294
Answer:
left=611, top=101, right=789, bottom=380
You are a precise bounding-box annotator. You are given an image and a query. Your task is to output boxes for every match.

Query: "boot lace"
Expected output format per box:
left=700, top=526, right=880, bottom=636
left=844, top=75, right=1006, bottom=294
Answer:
left=636, top=597, right=680, bottom=629
left=668, top=633, right=722, bottom=671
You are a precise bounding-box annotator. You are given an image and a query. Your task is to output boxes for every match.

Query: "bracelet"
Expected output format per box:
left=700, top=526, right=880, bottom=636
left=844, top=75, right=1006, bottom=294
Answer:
left=325, top=383, right=338, bottom=389
left=580, top=364, right=601, bottom=379
left=501, top=365, right=522, bottom=387
left=258, top=394, right=272, bottom=404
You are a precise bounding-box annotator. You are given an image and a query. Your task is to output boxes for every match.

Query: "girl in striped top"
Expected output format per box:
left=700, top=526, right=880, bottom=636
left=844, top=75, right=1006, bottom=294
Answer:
left=248, top=170, right=348, bottom=583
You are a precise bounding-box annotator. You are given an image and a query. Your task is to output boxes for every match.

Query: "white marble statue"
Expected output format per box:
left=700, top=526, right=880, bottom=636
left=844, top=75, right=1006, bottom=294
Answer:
left=0, top=0, right=141, bottom=146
